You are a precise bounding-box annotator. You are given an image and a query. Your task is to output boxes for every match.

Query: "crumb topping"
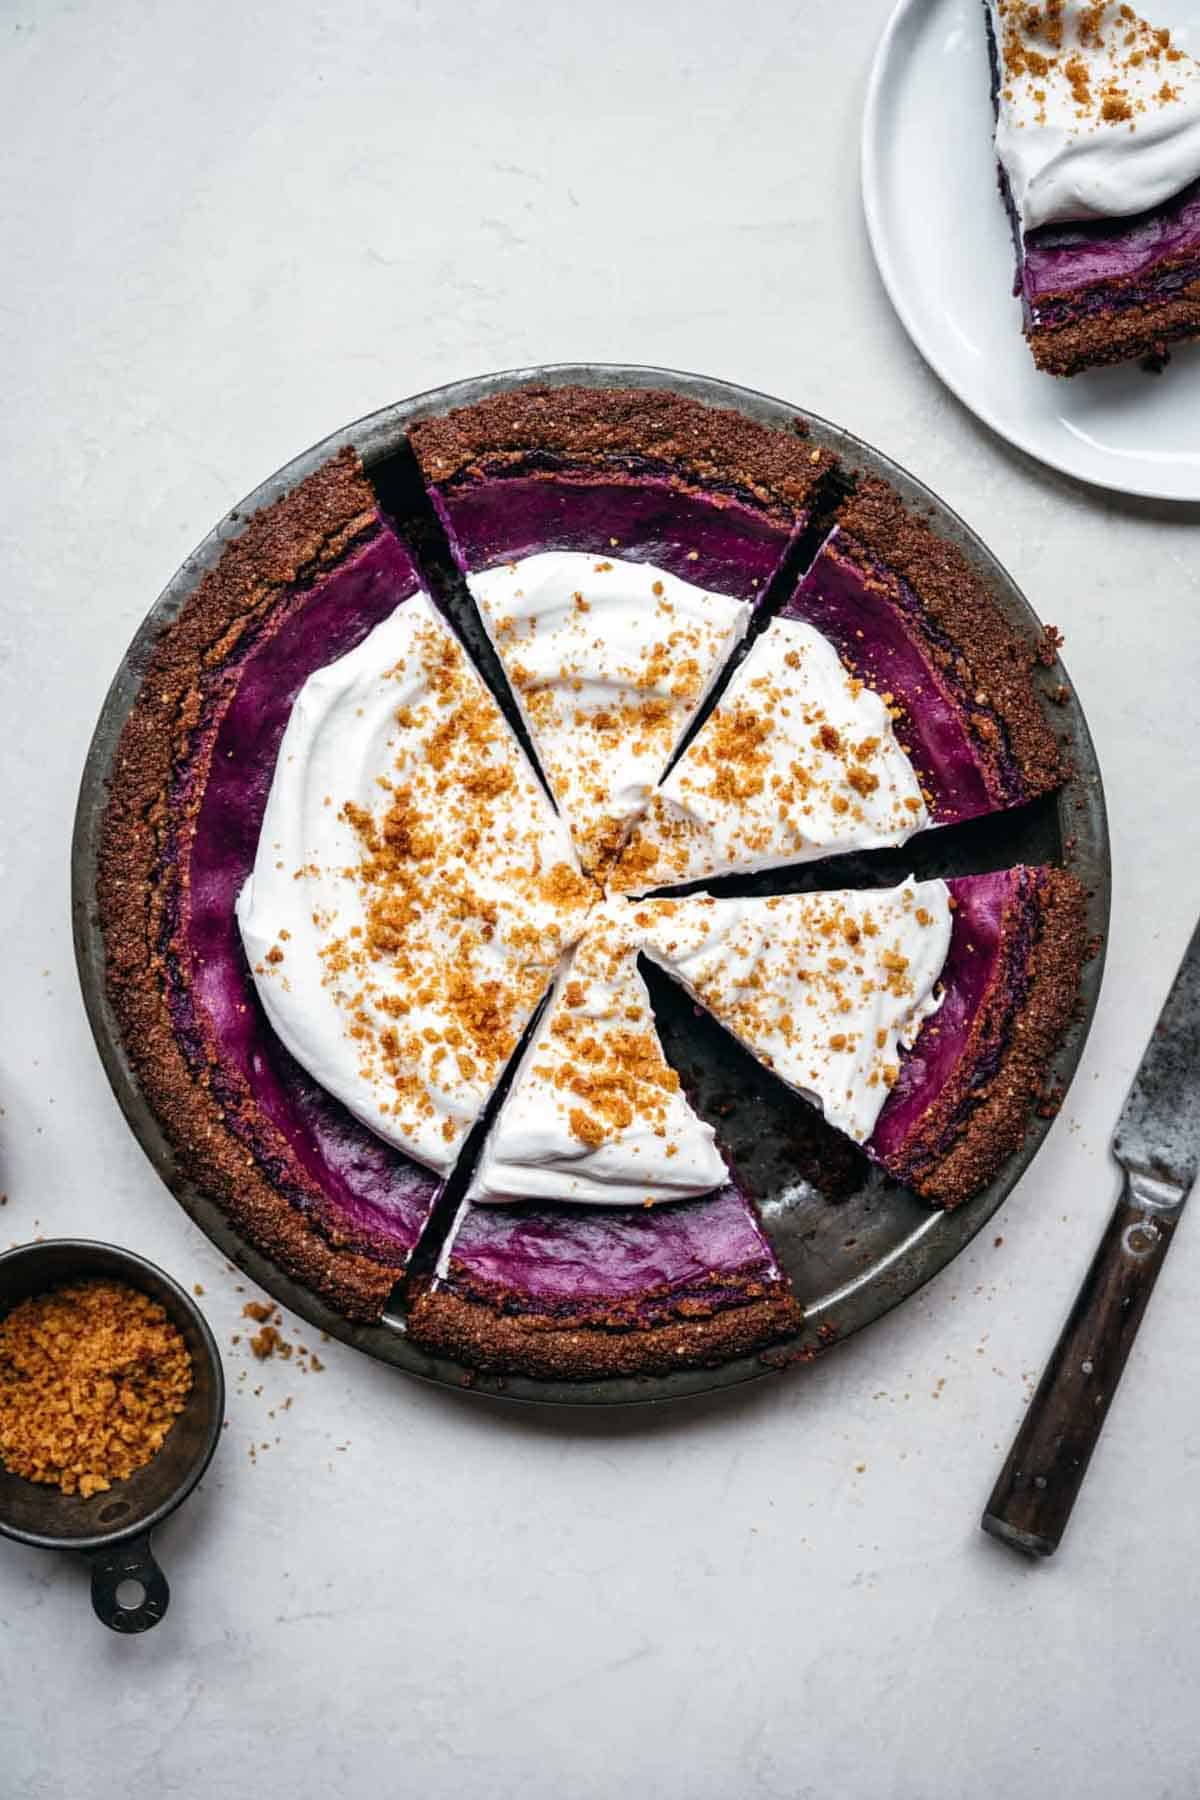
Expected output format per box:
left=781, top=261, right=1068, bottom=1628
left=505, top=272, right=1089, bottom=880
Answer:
left=995, top=0, right=1193, bottom=131
left=470, top=552, right=749, bottom=876
left=469, top=898, right=726, bottom=1206
left=612, top=616, right=927, bottom=894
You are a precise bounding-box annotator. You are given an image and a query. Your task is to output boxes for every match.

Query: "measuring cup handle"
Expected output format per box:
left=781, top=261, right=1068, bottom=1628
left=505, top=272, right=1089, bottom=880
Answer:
left=89, top=1533, right=170, bottom=1633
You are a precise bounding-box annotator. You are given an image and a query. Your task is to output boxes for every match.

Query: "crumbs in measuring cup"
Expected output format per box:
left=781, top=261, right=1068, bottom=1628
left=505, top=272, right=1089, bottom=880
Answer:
left=0, top=1278, right=192, bottom=1497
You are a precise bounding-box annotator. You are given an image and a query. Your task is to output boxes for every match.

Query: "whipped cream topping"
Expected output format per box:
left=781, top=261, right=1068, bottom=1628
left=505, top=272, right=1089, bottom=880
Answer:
left=468, top=552, right=750, bottom=873
left=612, top=617, right=928, bottom=895
left=236, top=591, right=595, bottom=1176
left=634, top=880, right=953, bottom=1144
left=468, top=898, right=727, bottom=1206
left=988, top=0, right=1200, bottom=228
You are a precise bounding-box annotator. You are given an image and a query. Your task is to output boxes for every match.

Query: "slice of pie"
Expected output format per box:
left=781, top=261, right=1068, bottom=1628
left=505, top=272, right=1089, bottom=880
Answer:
left=405, top=898, right=802, bottom=1375
left=611, top=613, right=930, bottom=894
left=779, top=479, right=1065, bottom=826
left=634, top=864, right=1087, bottom=1207
left=100, top=452, right=450, bottom=1317
left=410, top=386, right=834, bottom=871
left=466, top=899, right=728, bottom=1207
left=986, top=1, right=1200, bottom=374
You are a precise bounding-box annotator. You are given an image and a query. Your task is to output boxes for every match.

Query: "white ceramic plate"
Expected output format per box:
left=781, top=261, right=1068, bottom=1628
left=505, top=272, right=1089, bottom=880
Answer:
left=862, top=0, right=1200, bottom=502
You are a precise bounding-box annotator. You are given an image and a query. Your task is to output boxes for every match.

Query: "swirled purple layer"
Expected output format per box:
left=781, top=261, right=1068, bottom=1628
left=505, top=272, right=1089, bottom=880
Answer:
left=430, top=468, right=799, bottom=598
left=783, top=532, right=1023, bottom=819
left=436, top=1183, right=786, bottom=1322
left=173, top=526, right=442, bottom=1261
left=1022, top=178, right=1200, bottom=323
left=870, top=867, right=1034, bottom=1169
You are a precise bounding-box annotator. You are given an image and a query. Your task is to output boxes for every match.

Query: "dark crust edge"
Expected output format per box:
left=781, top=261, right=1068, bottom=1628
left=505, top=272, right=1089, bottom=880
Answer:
left=408, top=384, right=835, bottom=519
left=900, top=867, right=1089, bottom=1209
left=97, top=448, right=402, bottom=1323
left=1028, top=282, right=1200, bottom=376
left=405, top=1283, right=804, bottom=1381
left=836, top=477, right=1066, bottom=801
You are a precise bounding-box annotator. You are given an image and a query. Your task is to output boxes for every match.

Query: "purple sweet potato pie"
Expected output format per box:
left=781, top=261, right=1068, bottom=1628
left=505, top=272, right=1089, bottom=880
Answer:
left=98, top=384, right=1087, bottom=1378
left=985, top=1, right=1200, bottom=375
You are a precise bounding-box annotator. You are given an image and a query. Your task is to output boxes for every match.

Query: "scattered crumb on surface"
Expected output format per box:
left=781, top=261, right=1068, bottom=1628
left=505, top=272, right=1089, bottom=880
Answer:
left=250, top=1324, right=284, bottom=1361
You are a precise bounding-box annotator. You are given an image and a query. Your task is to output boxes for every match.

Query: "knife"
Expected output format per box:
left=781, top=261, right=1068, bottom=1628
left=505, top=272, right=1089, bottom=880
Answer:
left=982, top=915, right=1200, bottom=1557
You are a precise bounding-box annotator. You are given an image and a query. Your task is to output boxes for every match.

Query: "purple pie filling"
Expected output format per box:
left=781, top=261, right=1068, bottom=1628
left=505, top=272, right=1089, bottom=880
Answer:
left=1021, top=178, right=1200, bottom=327
left=870, top=867, right=1037, bottom=1172
left=783, top=531, right=1025, bottom=820
left=165, top=525, right=442, bottom=1262
left=429, top=466, right=802, bottom=599
left=436, top=1184, right=787, bottom=1326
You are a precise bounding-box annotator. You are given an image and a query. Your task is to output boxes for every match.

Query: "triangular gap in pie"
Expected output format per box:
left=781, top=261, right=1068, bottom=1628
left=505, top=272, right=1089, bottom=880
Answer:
left=613, top=478, right=1067, bottom=895
left=409, top=384, right=835, bottom=875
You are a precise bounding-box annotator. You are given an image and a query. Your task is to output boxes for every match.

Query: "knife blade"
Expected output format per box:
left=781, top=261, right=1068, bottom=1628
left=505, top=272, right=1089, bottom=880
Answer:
left=982, top=914, right=1200, bottom=1557
left=1112, top=912, right=1200, bottom=1201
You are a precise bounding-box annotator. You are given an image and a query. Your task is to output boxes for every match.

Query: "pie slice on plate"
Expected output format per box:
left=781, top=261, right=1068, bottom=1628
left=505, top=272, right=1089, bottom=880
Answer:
left=410, top=386, right=834, bottom=872
left=985, top=0, right=1200, bottom=374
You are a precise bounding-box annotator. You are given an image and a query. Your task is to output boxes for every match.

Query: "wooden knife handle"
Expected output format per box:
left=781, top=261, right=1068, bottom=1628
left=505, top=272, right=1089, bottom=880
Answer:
left=981, top=1171, right=1183, bottom=1557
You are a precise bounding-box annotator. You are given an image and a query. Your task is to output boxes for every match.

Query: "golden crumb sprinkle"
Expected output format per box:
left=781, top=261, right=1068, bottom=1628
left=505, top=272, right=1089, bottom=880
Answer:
left=997, top=0, right=1195, bottom=127
left=569, top=1106, right=606, bottom=1147
left=0, top=1280, right=193, bottom=1497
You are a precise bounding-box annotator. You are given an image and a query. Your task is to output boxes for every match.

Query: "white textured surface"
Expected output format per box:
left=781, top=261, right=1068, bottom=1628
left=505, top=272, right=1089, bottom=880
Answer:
left=2, top=2, right=1200, bottom=1796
